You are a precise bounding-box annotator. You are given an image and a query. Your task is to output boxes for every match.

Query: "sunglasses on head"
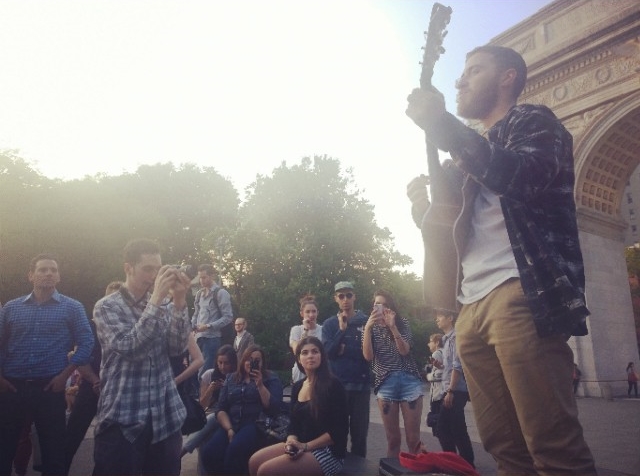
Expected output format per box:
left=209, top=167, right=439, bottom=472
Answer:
left=337, top=292, right=354, bottom=300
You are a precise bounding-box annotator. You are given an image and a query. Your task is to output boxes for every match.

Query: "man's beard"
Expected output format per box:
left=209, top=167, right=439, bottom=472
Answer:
left=457, top=83, right=499, bottom=121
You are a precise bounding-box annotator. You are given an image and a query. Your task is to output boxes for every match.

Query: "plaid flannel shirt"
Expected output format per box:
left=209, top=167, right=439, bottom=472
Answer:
left=427, top=104, right=589, bottom=338
left=93, top=288, right=190, bottom=443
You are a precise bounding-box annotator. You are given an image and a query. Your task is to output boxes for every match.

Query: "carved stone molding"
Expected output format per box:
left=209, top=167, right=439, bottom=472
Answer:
left=563, top=103, right=614, bottom=143
left=491, top=0, right=640, bottom=69
left=577, top=207, right=627, bottom=241
left=521, top=45, right=640, bottom=110
left=575, top=106, right=640, bottom=219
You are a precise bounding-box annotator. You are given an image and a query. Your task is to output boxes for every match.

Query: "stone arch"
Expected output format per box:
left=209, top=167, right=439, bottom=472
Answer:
left=574, top=94, right=640, bottom=227
left=571, top=98, right=640, bottom=397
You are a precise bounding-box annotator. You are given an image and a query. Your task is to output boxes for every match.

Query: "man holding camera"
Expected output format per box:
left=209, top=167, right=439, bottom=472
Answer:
left=93, top=238, right=192, bottom=476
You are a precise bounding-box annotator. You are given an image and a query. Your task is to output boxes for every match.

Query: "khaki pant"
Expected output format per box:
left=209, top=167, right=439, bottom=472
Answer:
left=456, top=278, right=596, bottom=476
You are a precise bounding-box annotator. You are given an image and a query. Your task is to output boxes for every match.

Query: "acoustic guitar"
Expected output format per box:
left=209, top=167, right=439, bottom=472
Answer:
left=418, top=3, right=462, bottom=314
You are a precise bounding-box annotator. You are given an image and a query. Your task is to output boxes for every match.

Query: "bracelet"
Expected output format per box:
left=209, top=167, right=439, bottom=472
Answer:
left=393, top=334, right=401, bottom=339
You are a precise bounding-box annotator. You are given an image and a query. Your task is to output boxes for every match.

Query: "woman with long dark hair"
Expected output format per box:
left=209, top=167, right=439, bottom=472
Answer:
left=249, top=336, right=348, bottom=476
left=200, top=345, right=283, bottom=475
left=180, top=344, right=237, bottom=457
left=362, top=289, right=423, bottom=457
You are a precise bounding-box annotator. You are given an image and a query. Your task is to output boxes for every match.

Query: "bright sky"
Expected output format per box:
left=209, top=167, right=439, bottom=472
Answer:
left=0, top=0, right=551, bottom=274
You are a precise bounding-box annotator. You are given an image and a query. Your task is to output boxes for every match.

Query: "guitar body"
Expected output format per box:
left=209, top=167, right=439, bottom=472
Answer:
left=421, top=144, right=462, bottom=313
left=418, top=3, right=461, bottom=314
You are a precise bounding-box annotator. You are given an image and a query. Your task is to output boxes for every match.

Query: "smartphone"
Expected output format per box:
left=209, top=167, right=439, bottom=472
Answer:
left=250, top=358, right=260, bottom=372
left=284, top=445, right=299, bottom=456
left=374, top=303, right=384, bottom=317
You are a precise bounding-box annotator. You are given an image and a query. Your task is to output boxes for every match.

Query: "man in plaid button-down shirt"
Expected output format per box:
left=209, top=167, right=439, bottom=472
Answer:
left=93, top=239, right=192, bottom=476
left=407, top=46, right=596, bottom=474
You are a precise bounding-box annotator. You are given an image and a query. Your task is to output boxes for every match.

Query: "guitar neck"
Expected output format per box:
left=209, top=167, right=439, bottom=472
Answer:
left=420, top=2, right=452, bottom=91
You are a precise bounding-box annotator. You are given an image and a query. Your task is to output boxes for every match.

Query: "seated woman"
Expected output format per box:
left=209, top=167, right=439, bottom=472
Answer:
left=200, top=345, right=283, bottom=475
left=249, top=336, right=348, bottom=476
left=181, top=344, right=237, bottom=457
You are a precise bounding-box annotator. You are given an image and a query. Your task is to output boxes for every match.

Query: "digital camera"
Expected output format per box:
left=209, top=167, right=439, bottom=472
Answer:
left=169, top=264, right=197, bottom=280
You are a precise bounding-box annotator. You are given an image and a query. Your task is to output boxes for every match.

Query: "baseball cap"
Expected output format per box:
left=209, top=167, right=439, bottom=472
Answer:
left=334, top=281, right=354, bottom=292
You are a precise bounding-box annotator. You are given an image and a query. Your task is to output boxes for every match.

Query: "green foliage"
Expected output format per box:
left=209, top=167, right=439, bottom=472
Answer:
left=624, top=246, right=640, bottom=357
left=0, top=157, right=238, bottom=308
left=218, top=155, right=423, bottom=368
left=0, top=152, right=431, bottom=370
left=625, top=246, right=640, bottom=277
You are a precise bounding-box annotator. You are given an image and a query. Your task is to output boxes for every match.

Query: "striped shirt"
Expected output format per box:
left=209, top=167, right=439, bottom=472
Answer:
left=93, top=288, right=190, bottom=443
left=0, top=290, right=93, bottom=379
left=369, top=316, right=421, bottom=393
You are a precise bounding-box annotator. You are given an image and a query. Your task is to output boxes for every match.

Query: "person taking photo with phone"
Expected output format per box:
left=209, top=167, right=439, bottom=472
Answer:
left=200, top=345, right=283, bottom=475
left=362, top=289, right=424, bottom=458
left=180, top=344, right=238, bottom=457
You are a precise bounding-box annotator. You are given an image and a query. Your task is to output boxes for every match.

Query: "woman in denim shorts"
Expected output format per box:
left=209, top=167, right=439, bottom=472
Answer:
left=362, top=289, right=424, bottom=458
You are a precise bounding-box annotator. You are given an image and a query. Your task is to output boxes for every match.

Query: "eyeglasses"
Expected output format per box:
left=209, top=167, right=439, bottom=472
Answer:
left=337, top=292, right=354, bottom=300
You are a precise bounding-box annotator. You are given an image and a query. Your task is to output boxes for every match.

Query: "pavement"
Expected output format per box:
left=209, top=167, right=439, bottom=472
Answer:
left=17, top=387, right=640, bottom=476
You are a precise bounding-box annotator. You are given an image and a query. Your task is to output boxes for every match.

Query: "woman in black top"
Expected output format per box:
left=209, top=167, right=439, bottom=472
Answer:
left=249, top=336, right=348, bottom=476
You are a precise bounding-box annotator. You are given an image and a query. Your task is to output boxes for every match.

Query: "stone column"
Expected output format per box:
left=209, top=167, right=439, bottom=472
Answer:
left=576, top=208, right=637, bottom=397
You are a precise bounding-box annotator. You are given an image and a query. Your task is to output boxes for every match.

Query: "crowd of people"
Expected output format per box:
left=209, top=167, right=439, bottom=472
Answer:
left=0, top=243, right=456, bottom=476
left=2, top=43, right=630, bottom=476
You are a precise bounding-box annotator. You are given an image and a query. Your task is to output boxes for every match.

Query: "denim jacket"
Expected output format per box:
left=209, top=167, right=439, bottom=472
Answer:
left=214, top=371, right=283, bottom=429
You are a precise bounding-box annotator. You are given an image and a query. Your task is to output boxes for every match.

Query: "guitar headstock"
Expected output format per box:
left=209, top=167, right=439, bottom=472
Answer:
left=419, top=3, right=452, bottom=90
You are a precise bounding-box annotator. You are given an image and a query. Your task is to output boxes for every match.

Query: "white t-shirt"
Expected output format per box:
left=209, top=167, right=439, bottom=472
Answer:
left=458, top=186, right=519, bottom=304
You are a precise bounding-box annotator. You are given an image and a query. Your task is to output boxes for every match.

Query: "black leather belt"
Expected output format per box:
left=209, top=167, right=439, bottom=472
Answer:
left=7, top=377, right=53, bottom=387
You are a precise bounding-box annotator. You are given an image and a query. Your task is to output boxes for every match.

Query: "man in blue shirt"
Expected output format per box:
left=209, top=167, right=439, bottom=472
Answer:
left=0, top=253, right=94, bottom=476
left=321, top=281, right=370, bottom=457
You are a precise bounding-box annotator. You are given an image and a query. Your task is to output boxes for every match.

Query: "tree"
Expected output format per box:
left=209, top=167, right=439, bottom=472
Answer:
left=99, top=162, right=239, bottom=264
left=625, top=246, right=640, bottom=356
left=0, top=158, right=239, bottom=310
left=0, top=151, right=53, bottom=302
left=0, top=152, right=430, bottom=371
left=212, top=155, right=422, bottom=369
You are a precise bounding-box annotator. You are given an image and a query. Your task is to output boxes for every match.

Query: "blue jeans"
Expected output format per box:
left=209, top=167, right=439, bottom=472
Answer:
left=93, top=423, right=182, bottom=476
left=182, top=413, right=219, bottom=453
left=197, top=337, right=221, bottom=379
left=0, top=378, right=66, bottom=476
left=376, top=371, right=424, bottom=402
left=200, top=422, right=260, bottom=475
